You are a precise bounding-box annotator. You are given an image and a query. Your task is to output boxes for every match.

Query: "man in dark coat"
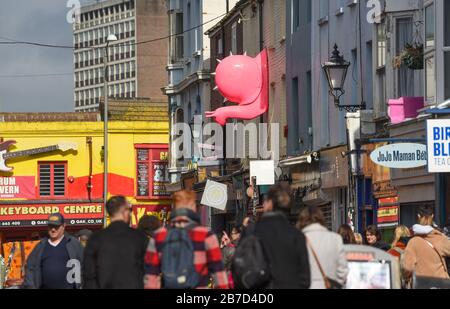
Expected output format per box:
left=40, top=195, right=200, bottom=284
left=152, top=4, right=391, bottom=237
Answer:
left=253, top=184, right=311, bottom=289
left=23, top=213, right=84, bottom=289
left=83, top=196, right=148, bottom=289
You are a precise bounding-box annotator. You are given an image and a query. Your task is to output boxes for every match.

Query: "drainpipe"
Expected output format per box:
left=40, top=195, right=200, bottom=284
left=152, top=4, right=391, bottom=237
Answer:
left=258, top=0, right=264, bottom=51
left=258, top=0, right=265, bottom=124
left=221, top=24, right=227, bottom=177
left=86, top=137, right=93, bottom=202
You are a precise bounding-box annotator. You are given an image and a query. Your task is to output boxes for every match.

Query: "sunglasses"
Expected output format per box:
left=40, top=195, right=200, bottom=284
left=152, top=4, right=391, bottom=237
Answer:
left=48, top=225, right=62, bottom=230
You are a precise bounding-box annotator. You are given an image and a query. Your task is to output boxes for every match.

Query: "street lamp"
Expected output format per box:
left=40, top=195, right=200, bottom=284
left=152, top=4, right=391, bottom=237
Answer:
left=103, top=34, right=117, bottom=226
left=322, top=44, right=363, bottom=112
left=322, top=44, right=366, bottom=233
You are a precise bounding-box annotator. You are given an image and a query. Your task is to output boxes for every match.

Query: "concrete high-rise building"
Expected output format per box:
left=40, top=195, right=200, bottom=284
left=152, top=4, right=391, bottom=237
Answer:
left=73, top=0, right=167, bottom=112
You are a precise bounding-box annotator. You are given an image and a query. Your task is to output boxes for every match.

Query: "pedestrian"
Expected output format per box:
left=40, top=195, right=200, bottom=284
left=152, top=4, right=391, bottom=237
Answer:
left=234, top=184, right=310, bottom=289
left=221, top=226, right=241, bottom=288
left=364, top=225, right=390, bottom=251
left=354, top=233, right=363, bottom=245
left=387, top=225, right=411, bottom=259
left=83, top=196, right=149, bottom=289
left=76, top=229, right=92, bottom=248
left=23, top=213, right=84, bottom=289
left=337, top=224, right=357, bottom=245
left=137, top=215, right=162, bottom=240
left=144, top=190, right=229, bottom=289
left=299, top=206, right=348, bottom=289
left=221, top=227, right=241, bottom=271
left=240, top=216, right=256, bottom=240
left=402, top=206, right=450, bottom=281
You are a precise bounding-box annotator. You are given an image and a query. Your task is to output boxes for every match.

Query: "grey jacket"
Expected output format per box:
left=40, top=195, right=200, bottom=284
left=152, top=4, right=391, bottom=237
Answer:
left=23, top=234, right=84, bottom=289
left=302, top=224, right=348, bottom=289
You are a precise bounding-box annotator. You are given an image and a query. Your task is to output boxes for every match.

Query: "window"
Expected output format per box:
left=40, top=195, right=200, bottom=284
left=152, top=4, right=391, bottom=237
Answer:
left=217, top=37, right=223, bottom=56
left=135, top=146, right=169, bottom=199
left=351, top=49, right=358, bottom=107
left=291, top=77, right=300, bottom=154
left=319, top=0, right=329, bottom=18
left=425, top=4, right=435, bottom=48
left=424, top=2, right=435, bottom=103
left=445, top=0, right=450, bottom=47
left=445, top=52, right=450, bottom=100
left=366, top=41, right=373, bottom=109
left=231, top=22, right=237, bottom=55
left=130, top=81, right=135, bottom=95
left=396, top=17, right=414, bottom=97
left=170, top=11, right=183, bottom=63
left=376, top=23, right=386, bottom=68
left=305, top=72, right=313, bottom=151
left=39, top=162, right=67, bottom=197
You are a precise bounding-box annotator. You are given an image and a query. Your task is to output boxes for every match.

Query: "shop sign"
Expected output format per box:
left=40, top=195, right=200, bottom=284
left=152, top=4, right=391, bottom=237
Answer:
left=427, top=119, right=450, bottom=173
left=0, top=176, right=35, bottom=198
left=201, top=180, right=228, bottom=211
left=320, top=146, right=349, bottom=189
left=377, top=197, right=399, bottom=228
left=370, top=143, right=427, bottom=169
left=136, top=147, right=170, bottom=198
left=250, top=160, right=275, bottom=186
left=0, top=203, right=104, bottom=228
left=131, top=205, right=171, bottom=228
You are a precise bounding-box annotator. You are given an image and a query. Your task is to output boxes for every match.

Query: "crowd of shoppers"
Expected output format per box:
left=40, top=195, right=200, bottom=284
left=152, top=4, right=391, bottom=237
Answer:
left=19, top=185, right=450, bottom=289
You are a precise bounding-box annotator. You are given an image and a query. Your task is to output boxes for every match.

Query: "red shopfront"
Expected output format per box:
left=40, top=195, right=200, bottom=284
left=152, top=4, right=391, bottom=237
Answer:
left=0, top=202, right=105, bottom=242
left=0, top=202, right=105, bottom=286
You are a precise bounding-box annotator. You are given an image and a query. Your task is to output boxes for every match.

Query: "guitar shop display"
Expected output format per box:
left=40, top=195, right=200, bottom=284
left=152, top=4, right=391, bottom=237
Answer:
left=0, top=140, right=77, bottom=173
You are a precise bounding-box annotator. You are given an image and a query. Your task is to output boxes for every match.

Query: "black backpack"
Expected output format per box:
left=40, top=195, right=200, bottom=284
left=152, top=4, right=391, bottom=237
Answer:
left=231, top=235, right=271, bottom=289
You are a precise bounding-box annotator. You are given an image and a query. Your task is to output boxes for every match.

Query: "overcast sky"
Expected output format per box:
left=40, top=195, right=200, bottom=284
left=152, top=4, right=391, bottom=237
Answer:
left=0, top=0, right=94, bottom=112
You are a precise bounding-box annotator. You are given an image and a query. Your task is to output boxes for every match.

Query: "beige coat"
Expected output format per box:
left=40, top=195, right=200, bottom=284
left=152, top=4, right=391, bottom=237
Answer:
left=403, top=230, right=450, bottom=279
left=303, top=223, right=348, bottom=289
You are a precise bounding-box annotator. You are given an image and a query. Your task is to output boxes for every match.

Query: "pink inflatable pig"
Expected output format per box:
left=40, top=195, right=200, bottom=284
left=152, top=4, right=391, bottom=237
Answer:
left=206, top=49, right=269, bottom=126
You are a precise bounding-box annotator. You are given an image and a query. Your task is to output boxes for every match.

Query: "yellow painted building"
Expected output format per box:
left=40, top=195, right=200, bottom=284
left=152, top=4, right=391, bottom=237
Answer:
left=0, top=102, right=170, bottom=243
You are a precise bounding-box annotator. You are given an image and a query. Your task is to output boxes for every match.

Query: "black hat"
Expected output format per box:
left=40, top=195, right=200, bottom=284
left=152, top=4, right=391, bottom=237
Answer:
left=47, top=213, right=65, bottom=227
left=76, top=229, right=93, bottom=238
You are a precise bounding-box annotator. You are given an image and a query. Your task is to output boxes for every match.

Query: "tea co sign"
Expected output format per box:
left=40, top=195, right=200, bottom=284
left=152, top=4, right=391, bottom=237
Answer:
left=370, top=143, right=427, bottom=169
left=427, top=119, right=450, bottom=173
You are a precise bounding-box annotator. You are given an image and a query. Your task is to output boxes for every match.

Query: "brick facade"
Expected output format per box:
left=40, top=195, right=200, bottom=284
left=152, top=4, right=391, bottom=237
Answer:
left=263, top=0, right=287, bottom=159
left=136, top=0, right=168, bottom=102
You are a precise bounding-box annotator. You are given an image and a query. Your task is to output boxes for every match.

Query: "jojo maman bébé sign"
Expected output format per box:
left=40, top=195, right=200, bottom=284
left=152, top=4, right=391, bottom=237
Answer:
left=370, top=143, right=427, bottom=169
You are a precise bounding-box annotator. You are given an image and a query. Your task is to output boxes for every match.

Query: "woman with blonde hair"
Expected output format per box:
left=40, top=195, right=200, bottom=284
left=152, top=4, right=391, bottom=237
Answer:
left=387, top=225, right=411, bottom=259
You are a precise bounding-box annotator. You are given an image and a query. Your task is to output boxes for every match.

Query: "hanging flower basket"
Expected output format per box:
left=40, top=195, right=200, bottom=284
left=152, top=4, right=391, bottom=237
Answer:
left=393, top=43, right=424, bottom=70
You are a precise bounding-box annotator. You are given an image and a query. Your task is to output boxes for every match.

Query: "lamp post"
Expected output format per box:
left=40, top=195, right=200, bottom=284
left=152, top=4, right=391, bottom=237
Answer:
left=103, top=34, right=117, bottom=227
left=322, top=44, right=365, bottom=113
left=322, top=44, right=366, bottom=232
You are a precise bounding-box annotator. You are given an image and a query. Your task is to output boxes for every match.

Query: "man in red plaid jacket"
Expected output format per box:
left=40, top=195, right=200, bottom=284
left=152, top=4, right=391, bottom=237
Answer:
left=144, top=190, right=229, bottom=289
